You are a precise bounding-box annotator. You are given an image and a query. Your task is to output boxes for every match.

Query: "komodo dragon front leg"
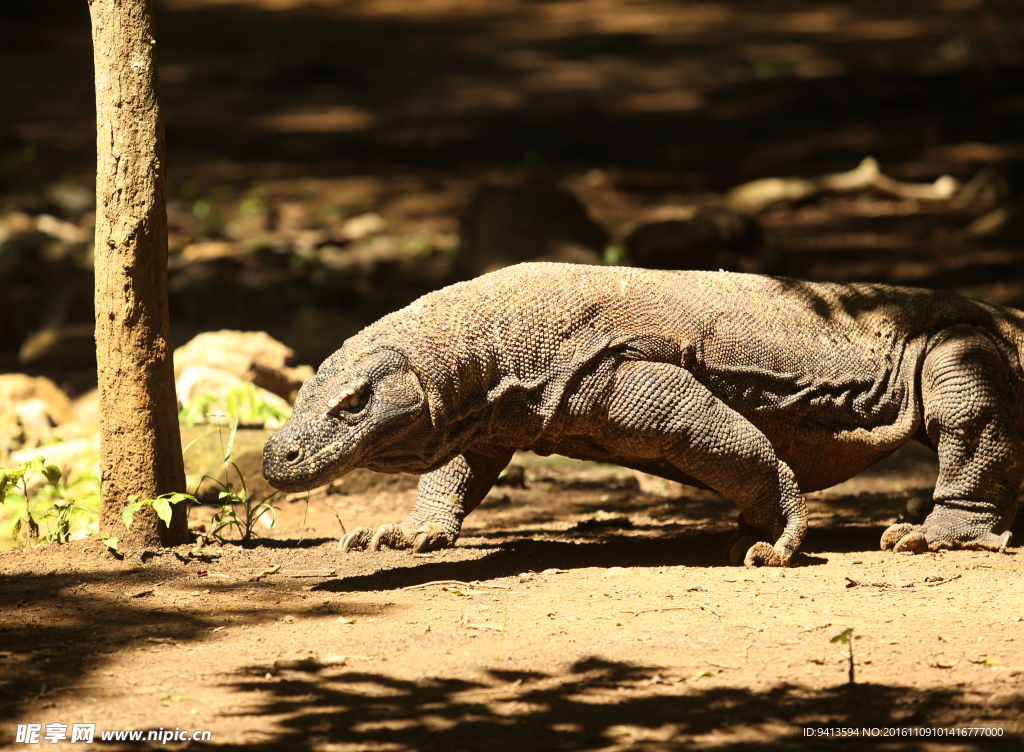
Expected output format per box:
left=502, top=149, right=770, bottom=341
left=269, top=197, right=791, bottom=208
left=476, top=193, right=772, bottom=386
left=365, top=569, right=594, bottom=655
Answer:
left=607, top=362, right=808, bottom=567
left=882, top=326, right=1022, bottom=553
left=339, top=448, right=514, bottom=553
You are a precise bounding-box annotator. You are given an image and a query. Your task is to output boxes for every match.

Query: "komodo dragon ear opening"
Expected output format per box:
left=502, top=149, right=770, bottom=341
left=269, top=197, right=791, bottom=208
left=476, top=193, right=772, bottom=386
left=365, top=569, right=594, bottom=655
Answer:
left=327, top=379, right=371, bottom=417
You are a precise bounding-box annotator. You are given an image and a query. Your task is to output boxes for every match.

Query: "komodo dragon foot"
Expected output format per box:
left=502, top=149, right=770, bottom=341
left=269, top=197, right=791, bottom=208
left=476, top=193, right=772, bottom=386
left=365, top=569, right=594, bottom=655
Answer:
left=723, top=515, right=799, bottom=567
left=339, top=522, right=452, bottom=554
left=880, top=507, right=1012, bottom=554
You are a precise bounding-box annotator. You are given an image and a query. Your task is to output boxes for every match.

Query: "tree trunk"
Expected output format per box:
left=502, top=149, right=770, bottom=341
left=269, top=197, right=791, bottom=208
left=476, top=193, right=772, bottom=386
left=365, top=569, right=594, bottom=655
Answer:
left=89, top=0, right=187, bottom=550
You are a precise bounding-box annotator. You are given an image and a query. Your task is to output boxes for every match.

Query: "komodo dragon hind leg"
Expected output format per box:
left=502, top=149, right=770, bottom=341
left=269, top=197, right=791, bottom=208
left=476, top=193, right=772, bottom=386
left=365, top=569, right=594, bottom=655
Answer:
left=882, top=326, right=1021, bottom=554
left=608, top=362, right=807, bottom=567
left=339, top=449, right=513, bottom=554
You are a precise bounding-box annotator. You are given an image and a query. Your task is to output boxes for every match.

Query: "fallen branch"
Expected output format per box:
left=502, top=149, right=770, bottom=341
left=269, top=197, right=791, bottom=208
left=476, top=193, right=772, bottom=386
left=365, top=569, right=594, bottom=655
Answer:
left=727, top=157, right=959, bottom=214
left=922, top=573, right=963, bottom=587
left=402, top=579, right=511, bottom=591
left=282, top=569, right=337, bottom=578
left=844, top=577, right=891, bottom=588
left=624, top=602, right=722, bottom=618
left=703, top=659, right=742, bottom=670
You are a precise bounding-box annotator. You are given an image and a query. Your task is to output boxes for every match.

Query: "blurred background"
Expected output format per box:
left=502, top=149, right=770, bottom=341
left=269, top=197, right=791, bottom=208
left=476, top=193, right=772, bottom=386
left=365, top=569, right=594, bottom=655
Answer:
left=1, top=0, right=1023, bottom=392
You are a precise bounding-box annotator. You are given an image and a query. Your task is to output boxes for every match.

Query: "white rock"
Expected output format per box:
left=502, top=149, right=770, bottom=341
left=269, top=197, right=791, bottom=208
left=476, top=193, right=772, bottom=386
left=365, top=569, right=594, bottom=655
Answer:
left=341, top=212, right=385, bottom=240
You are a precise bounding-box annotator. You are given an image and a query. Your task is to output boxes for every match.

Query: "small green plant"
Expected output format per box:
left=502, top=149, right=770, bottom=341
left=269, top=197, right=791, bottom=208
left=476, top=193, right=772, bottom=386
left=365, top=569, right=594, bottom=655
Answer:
left=111, top=491, right=196, bottom=553
left=0, top=456, right=99, bottom=544
left=603, top=244, right=629, bottom=266
left=195, top=417, right=278, bottom=543
left=209, top=468, right=278, bottom=543
left=123, top=492, right=196, bottom=530
left=831, top=627, right=863, bottom=684
left=179, top=383, right=291, bottom=428
left=33, top=470, right=100, bottom=544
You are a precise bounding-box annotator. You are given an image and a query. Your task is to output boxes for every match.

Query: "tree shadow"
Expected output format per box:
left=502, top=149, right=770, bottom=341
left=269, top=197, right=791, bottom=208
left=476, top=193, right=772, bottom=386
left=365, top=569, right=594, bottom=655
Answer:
left=0, top=563, right=390, bottom=726
left=212, top=656, right=1021, bottom=751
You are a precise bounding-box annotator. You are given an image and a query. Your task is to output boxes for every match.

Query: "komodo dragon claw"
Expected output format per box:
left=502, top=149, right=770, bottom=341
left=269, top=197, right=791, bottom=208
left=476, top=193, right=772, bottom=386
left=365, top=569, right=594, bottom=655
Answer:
left=722, top=533, right=794, bottom=567
left=722, top=514, right=796, bottom=567
left=743, top=541, right=792, bottom=568
left=881, top=521, right=1012, bottom=553
left=339, top=522, right=451, bottom=553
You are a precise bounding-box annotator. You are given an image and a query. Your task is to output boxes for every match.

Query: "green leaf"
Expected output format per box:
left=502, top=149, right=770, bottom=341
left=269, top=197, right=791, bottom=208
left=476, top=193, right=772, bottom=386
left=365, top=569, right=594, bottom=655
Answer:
left=151, top=499, right=173, bottom=526
left=20, top=456, right=45, bottom=479
left=0, top=469, right=13, bottom=505
left=42, top=464, right=62, bottom=486
left=103, top=536, right=118, bottom=551
left=12, top=517, right=21, bottom=541
left=831, top=628, right=854, bottom=644
left=223, top=416, right=239, bottom=465
left=179, top=395, right=217, bottom=427
left=123, top=501, right=143, bottom=530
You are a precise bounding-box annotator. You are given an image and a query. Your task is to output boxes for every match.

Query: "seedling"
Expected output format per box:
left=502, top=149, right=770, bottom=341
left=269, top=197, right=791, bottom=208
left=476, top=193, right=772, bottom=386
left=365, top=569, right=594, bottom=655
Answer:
left=33, top=470, right=100, bottom=544
left=123, top=492, right=196, bottom=531
left=192, top=417, right=278, bottom=543
left=0, top=456, right=98, bottom=544
left=208, top=468, right=278, bottom=543
left=831, top=628, right=863, bottom=684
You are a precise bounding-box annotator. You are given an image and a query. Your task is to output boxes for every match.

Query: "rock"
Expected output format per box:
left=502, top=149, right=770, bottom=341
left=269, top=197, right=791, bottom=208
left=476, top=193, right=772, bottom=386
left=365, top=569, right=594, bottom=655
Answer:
left=458, top=182, right=608, bottom=277
left=70, top=389, right=100, bottom=427
left=11, top=434, right=100, bottom=489
left=46, top=181, right=95, bottom=214
left=35, top=214, right=90, bottom=244
left=0, top=374, right=72, bottom=426
left=0, top=211, right=36, bottom=244
left=629, top=470, right=686, bottom=498
left=341, top=212, right=386, bottom=240
left=175, top=364, right=293, bottom=428
left=625, top=208, right=779, bottom=274
left=173, top=330, right=314, bottom=402
left=13, top=400, right=57, bottom=446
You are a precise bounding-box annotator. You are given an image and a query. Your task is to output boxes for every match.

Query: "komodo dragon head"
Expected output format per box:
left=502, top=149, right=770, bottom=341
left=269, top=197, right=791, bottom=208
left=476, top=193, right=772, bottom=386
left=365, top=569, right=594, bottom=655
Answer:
left=262, top=346, right=433, bottom=492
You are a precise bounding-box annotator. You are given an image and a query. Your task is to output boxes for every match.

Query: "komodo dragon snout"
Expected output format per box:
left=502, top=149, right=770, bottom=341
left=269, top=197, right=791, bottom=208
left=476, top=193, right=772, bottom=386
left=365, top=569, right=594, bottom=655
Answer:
left=263, top=348, right=432, bottom=492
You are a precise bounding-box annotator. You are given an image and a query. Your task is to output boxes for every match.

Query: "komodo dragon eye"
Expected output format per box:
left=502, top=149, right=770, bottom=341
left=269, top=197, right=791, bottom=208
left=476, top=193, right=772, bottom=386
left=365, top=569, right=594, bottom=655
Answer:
left=328, top=381, right=370, bottom=416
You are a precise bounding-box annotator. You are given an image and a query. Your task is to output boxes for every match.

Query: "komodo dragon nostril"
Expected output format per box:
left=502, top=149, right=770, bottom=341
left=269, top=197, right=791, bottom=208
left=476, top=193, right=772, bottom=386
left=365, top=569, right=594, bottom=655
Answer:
left=285, top=447, right=303, bottom=463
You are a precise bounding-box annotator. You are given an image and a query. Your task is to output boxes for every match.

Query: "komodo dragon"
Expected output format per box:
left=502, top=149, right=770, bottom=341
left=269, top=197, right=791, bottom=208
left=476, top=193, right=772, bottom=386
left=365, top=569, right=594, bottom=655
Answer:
left=263, top=263, right=1023, bottom=566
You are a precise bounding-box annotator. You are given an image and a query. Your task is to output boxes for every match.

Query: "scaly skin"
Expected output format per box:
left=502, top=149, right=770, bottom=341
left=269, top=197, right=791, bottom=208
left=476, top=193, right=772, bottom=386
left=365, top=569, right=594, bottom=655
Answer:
left=263, top=263, right=1024, bottom=565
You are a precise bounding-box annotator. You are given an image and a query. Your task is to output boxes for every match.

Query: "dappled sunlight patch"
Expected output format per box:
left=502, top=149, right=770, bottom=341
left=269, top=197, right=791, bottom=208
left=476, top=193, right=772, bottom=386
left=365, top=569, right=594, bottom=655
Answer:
left=255, top=106, right=376, bottom=134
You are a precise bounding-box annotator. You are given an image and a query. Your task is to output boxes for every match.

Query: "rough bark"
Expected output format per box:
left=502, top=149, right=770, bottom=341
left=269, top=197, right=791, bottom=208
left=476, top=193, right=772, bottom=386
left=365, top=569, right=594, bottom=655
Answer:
left=89, top=0, right=187, bottom=549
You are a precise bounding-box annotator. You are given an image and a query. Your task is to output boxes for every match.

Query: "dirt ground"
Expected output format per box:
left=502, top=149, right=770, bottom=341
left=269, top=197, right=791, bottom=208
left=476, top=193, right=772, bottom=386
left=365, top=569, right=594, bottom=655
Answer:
left=1, top=442, right=1023, bottom=750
